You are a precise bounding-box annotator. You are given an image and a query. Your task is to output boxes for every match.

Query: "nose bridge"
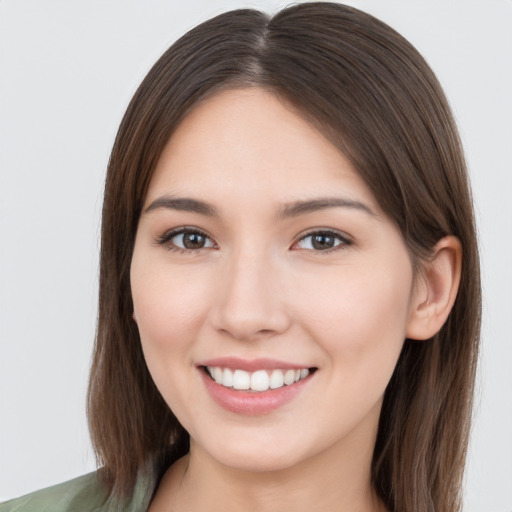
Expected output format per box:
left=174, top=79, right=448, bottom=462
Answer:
left=211, top=244, right=290, bottom=341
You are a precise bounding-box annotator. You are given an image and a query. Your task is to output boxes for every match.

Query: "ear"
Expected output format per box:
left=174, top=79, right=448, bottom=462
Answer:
left=406, top=236, right=462, bottom=341
left=132, top=311, right=138, bottom=323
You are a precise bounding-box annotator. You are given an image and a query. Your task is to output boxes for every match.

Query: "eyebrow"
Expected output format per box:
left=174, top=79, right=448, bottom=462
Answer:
left=276, top=197, right=376, bottom=219
left=144, top=194, right=376, bottom=219
left=145, top=196, right=219, bottom=216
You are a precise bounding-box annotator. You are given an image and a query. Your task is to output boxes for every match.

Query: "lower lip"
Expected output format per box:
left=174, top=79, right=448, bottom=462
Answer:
left=200, top=369, right=313, bottom=416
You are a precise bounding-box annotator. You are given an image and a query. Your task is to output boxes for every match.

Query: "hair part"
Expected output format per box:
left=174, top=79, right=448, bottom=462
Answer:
left=87, top=4, right=481, bottom=511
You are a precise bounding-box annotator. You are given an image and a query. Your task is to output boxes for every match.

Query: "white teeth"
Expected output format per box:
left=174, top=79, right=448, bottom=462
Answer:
left=206, top=366, right=312, bottom=391
left=283, top=369, right=296, bottom=386
left=251, top=370, right=270, bottom=391
left=213, top=367, right=223, bottom=384
left=223, top=368, right=233, bottom=388
left=232, top=369, right=251, bottom=390
left=269, top=369, right=284, bottom=389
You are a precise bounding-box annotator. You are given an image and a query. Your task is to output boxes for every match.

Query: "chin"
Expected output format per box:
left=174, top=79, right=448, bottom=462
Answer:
left=192, top=429, right=320, bottom=474
left=216, top=448, right=304, bottom=473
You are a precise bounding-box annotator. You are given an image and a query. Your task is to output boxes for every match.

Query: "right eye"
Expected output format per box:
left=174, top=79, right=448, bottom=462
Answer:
left=157, top=227, right=216, bottom=253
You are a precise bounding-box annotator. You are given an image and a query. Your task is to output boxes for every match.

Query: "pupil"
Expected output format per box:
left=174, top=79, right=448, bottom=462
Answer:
left=312, top=234, right=334, bottom=250
left=183, top=233, right=205, bottom=249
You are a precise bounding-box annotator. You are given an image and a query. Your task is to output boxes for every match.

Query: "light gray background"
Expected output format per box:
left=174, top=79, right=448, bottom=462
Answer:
left=1, top=1, right=511, bottom=510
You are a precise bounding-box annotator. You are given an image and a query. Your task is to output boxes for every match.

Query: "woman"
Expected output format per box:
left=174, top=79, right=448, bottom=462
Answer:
left=0, top=2, right=481, bottom=511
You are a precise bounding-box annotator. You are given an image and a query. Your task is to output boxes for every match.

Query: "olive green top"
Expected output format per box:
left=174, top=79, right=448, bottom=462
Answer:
left=0, top=470, right=156, bottom=512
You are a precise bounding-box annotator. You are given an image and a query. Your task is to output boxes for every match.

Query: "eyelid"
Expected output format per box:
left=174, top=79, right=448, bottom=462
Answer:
left=155, top=226, right=353, bottom=254
left=155, top=226, right=217, bottom=253
left=292, top=228, right=353, bottom=253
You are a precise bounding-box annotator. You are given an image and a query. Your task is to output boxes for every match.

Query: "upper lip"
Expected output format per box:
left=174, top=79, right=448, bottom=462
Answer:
left=197, top=357, right=313, bottom=372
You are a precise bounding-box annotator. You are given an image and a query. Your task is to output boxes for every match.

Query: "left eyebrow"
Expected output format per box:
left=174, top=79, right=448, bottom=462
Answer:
left=276, top=197, right=377, bottom=220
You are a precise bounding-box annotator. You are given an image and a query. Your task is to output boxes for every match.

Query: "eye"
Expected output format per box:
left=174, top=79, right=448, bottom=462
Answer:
left=157, top=227, right=216, bottom=252
left=293, top=230, right=351, bottom=252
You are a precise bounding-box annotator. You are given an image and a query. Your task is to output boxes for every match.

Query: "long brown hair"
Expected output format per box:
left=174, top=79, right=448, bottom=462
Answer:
left=87, top=3, right=481, bottom=511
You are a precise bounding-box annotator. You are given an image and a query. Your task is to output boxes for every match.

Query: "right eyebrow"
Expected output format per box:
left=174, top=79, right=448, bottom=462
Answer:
left=144, top=195, right=220, bottom=217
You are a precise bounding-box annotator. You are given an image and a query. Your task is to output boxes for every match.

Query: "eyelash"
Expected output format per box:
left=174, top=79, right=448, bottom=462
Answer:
left=293, top=229, right=352, bottom=254
left=155, top=227, right=352, bottom=255
left=155, top=227, right=215, bottom=255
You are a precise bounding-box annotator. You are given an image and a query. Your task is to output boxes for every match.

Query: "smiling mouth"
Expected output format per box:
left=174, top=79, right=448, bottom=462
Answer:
left=202, top=366, right=317, bottom=392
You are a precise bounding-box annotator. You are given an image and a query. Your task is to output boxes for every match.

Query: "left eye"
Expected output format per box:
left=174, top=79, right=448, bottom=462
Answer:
left=295, top=231, right=350, bottom=251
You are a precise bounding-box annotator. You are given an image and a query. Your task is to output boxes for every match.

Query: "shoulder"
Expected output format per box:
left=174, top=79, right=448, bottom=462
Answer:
left=0, top=469, right=157, bottom=512
left=0, top=471, right=109, bottom=512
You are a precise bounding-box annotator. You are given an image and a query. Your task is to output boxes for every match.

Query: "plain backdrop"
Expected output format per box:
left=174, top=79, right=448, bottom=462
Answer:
left=0, top=1, right=511, bottom=510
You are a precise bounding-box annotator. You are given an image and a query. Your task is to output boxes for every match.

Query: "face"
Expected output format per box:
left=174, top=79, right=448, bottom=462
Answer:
left=130, top=88, right=417, bottom=473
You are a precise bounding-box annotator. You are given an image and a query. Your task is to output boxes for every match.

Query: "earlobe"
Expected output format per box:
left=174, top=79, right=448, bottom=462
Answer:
left=132, top=311, right=137, bottom=323
left=406, top=236, right=462, bottom=341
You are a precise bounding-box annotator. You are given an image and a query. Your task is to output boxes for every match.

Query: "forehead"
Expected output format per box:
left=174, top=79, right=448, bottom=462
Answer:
left=145, top=88, right=378, bottom=211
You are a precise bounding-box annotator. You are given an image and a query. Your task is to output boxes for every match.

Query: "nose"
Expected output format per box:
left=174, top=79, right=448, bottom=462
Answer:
left=210, top=249, right=292, bottom=342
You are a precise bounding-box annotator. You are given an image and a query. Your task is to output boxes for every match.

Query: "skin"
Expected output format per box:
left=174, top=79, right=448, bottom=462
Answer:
left=130, top=88, right=461, bottom=512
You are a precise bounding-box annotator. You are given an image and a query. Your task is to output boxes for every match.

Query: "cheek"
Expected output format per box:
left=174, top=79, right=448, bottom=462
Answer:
left=293, top=260, right=412, bottom=372
left=131, top=259, right=216, bottom=364
left=130, top=259, right=219, bottom=422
